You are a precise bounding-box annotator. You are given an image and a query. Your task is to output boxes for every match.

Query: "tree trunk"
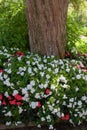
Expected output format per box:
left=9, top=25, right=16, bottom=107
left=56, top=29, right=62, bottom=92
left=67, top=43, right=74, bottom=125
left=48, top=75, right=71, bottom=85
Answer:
left=26, top=0, right=69, bottom=58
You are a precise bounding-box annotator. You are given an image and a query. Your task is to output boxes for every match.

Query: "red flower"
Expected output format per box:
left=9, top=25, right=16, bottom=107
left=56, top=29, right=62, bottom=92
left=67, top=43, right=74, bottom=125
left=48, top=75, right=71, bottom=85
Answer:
left=7, top=96, right=12, bottom=100
left=0, top=94, right=3, bottom=100
left=2, top=100, right=7, bottom=105
left=82, top=69, right=87, bottom=72
left=9, top=100, right=16, bottom=105
left=0, top=69, right=4, bottom=73
left=61, top=114, right=70, bottom=121
left=16, top=102, right=22, bottom=106
left=65, top=52, right=70, bottom=58
left=14, top=94, right=23, bottom=101
left=45, top=89, right=50, bottom=95
left=37, top=101, right=41, bottom=108
left=16, top=51, right=25, bottom=56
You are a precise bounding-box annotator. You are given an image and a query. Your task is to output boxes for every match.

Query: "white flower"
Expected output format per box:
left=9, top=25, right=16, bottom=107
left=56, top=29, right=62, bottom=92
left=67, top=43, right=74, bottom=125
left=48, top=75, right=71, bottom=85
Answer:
left=63, top=94, right=67, bottom=99
left=46, top=74, right=50, bottom=79
left=81, top=96, right=87, bottom=101
left=67, top=103, right=72, bottom=108
left=7, top=69, right=11, bottom=74
left=18, top=107, right=23, bottom=114
left=35, top=93, right=40, bottom=99
left=13, top=90, right=18, bottom=96
left=54, top=68, right=59, bottom=73
left=46, top=115, right=51, bottom=120
left=27, top=84, right=32, bottom=90
left=78, top=101, right=82, bottom=106
left=76, top=74, right=81, bottom=79
left=62, top=84, right=69, bottom=89
left=69, top=98, right=74, bottom=102
left=66, top=68, right=70, bottom=72
left=75, top=87, right=79, bottom=92
left=3, top=74, right=8, bottom=79
left=33, top=68, right=37, bottom=72
left=48, top=68, right=51, bottom=72
left=39, top=84, right=44, bottom=89
left=0, top=101, right=1, bottom=105
left=6, top=121, right=11, bottom=126
left=22, top=88, right=28, bottom=95
left=26, top=61, right=30, bottom=65
left=20, top=72, right=24, bottom=76
left=4, top=79, right=11, bottom=86
left=30, top=80, right=35, bottom=86
left=40, top=72, right=44, bottom=77
left=49, top=125, right=53, bottom=129
left=28, top=67, right=32, bottom=73
left=31, top=88, right=35, bottom=93
left=5, top=111, right=12, bottom=117
left=51, top=84, right=55, bottom=90
left=41, top=117, right=45, bottom=121
left=52, top=109, right=57, bottom=114
left=59, top=75, right=67, bottom=84
left=18, top=57, right=21, bottom=61
left=57, top=112, right=61, bottom=117
left=30, top=102, right=38, bottom=109
left=4, top=92, right=9, bottom=97
left=37, top=124, right=41, bottom=128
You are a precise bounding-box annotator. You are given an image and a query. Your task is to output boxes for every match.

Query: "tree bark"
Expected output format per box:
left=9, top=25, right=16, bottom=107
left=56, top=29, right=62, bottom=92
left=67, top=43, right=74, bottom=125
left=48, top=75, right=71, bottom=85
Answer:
left=26, top=0, right=69, bottom=58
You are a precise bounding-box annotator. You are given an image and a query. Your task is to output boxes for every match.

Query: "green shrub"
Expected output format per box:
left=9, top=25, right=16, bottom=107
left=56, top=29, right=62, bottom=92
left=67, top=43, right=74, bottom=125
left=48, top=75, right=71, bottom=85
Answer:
left=66, top=11, right=82, bottom=52
left=0, top=0, right=29, bottom=50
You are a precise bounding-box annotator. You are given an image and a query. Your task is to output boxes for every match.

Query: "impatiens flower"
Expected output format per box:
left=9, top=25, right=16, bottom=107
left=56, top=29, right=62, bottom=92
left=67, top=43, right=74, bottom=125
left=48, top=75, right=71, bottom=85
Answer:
left=6, top=121, right=11, bottom=126
left=65, top=51, right=70, bottom=58
left=9, top=100, right=16, bottom=105
left=5, top=111, right=12, bottom=117
left=14, top=94, right=23, bottom=101
left=0, top=94, right=3, bottom=100
left=45, top=89, right=50, bottom=95
left=2, top=100, right=7, bottom=105
left=61, top=114, right=70, bottom=120
left=7, top=96, right=12, bottom=100
left=0, top=69, right=4, bottom=73
left=16, top=102, right=22, bottom=106
left=37, top=101, right=41, bottom=108
left=16, top=51, right=25, bottom=56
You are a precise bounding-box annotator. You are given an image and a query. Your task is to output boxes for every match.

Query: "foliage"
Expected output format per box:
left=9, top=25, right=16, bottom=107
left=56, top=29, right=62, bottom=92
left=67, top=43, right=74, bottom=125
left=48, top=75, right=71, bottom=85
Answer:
left=66, top=11, right=82, bottom=52
left=0, top=47, right=87, bottom=129
left=0, top=0, right=29, bottom=50
left=66, top=0, right=87, bottom=53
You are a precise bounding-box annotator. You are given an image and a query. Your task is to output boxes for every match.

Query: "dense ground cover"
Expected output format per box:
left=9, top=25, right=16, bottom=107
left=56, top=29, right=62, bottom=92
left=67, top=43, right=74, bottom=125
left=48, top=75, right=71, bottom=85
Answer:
left=0, top=47, right=87, bottom=129
left=0, top=0, right=87, bottom=130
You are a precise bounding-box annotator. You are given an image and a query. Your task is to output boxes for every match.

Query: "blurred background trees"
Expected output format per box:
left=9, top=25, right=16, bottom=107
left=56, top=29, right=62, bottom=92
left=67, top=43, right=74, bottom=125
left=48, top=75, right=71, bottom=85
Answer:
left=0, top=0, right=87, bottom=54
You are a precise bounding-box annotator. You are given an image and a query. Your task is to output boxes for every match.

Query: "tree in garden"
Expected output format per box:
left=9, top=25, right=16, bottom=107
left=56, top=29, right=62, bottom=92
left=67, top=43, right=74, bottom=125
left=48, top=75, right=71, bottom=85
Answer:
left=26, top=0, right=69, bottom=58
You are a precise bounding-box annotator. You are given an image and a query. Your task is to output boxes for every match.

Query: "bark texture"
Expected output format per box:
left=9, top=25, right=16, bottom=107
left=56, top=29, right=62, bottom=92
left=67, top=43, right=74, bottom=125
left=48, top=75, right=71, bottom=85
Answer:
left=26, top=0, right=69, bottom=58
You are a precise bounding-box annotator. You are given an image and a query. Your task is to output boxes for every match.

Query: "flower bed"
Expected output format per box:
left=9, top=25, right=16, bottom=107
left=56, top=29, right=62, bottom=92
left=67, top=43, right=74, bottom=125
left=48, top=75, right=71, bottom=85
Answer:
left=0, top=47, right=87, bottom=129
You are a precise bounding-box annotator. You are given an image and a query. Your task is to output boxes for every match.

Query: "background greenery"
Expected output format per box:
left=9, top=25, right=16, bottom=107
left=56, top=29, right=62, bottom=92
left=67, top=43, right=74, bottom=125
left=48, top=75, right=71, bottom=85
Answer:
left=0, top=0, right=29, bottom=50
left=0, top=0, right=87, bottom=53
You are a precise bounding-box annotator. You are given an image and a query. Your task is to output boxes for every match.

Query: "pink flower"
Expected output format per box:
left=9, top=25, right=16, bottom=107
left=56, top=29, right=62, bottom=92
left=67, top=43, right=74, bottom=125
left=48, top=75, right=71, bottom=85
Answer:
left=61, top=114, right=70, bottom=121
left=14, top=94, right=23, bottom=101
left=9, top=100, right=16, bottom=105
left=0, top=94, right=3, bottom=100
left=16, top=102, right=22, bottom=106
left=45, top=89, right=50, bottom=95
left=37, top=101, right=41, bottom=108
left=0, top=69, right=4, bottom=73
left=65, top=52, right=70, bottom=58
left=2, top=100, right=7, bottom=105
left=16, top=51, right=25, bottom=56
left=7, top=96, right=12, bottom=100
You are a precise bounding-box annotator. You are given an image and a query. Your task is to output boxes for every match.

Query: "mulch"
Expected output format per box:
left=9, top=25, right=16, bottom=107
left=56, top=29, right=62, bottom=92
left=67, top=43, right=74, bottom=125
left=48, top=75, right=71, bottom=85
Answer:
left=1, top=122, right=87, bottom=130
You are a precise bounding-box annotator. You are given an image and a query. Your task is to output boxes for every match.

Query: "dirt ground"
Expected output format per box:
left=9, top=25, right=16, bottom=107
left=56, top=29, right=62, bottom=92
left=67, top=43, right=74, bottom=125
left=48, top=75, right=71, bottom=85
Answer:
left=1, top=122, right=87, bottom=130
